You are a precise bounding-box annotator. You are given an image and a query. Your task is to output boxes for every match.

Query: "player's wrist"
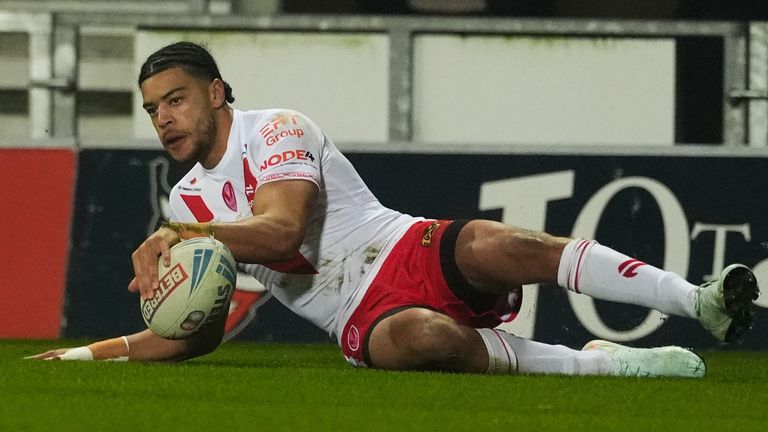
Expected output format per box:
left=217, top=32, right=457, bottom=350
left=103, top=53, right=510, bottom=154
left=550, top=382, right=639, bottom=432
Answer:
left=161, top=221, right=215, bottom=239
left=85, top=336, right=130, bottom=361
left=56, top=346, right=94, bottom=361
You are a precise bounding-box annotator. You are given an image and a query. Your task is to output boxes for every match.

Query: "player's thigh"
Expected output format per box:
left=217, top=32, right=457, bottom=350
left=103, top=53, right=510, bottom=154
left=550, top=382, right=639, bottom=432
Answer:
left=454, top=219, right=567, bottom=290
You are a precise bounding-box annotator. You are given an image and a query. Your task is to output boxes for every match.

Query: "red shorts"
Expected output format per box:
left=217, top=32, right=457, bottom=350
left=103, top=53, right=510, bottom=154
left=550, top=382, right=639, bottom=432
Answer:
left=340, top=219, right=522, bottom=367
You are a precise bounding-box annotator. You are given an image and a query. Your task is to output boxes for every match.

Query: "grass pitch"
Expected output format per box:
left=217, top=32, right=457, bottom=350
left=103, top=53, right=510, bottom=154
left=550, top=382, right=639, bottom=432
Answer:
left=2, top=340, right=767, bottom=431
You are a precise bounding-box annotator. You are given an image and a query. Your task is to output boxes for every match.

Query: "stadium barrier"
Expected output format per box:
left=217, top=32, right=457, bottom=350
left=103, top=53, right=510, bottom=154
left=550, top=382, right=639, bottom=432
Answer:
left=2, top=10, right=767, bottom=348
left=61, top=149, right=768, bottom=349
left=0, top=148, right=75, bottom=338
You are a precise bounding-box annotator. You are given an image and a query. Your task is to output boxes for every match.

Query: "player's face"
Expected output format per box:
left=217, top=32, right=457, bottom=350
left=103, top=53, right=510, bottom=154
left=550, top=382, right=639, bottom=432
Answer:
left=140, top=67, right=217, bottom=164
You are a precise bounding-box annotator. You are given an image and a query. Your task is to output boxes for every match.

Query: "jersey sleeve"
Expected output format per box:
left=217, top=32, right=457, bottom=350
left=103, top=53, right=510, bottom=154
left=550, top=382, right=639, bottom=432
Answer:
left=249, top=110, right=323, bottom=189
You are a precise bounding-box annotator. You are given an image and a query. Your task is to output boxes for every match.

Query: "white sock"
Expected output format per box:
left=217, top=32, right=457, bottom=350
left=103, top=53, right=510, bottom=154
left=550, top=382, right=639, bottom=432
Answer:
left=478, top=328, right=612, bottom=375
left=476, top=328, right=518, bottom=374
left=557, top=239, right=698, bottom=318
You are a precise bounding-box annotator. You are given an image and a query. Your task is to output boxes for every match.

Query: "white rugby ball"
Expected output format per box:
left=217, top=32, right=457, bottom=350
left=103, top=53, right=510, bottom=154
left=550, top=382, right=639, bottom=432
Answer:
left=141, top=237, right=237, bottom=339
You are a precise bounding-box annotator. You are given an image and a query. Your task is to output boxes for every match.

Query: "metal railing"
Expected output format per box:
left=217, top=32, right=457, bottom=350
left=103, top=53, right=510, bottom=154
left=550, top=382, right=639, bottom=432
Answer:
left=2, top=10, right=767, bottom=151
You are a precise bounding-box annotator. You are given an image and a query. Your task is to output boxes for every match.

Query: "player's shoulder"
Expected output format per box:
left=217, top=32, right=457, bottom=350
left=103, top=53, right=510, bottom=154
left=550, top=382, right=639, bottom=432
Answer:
left=237, top=108, right=314, bottom=127
left=237, top=108, right=321, bottom=149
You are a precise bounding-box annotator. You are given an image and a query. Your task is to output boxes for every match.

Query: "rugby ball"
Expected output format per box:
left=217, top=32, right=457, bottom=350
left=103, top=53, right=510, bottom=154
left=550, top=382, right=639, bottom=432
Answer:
left=140, top=237, right=237, bottom=339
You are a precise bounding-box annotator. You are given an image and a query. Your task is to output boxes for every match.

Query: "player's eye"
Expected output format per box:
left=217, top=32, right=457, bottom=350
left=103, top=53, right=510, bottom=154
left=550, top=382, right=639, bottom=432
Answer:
left=170, top=97, right=182, bottom=105
left=145, top=107, right=157, bottom=117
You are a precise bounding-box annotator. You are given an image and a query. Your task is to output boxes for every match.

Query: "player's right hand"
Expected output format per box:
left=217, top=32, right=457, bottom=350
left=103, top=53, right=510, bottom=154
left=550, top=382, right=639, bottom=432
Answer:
left=130, top=227, right=180, bottom=300
left=25, top=347, right=92, bottom=361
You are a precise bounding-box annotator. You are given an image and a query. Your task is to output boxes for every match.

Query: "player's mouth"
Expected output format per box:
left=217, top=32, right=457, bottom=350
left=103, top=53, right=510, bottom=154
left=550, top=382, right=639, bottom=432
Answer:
left=162, top=133, right=187, bottom=148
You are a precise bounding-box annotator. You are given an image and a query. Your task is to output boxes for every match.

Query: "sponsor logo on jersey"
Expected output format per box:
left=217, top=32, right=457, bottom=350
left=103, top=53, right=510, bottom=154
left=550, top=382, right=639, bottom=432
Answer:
left=263, top=128, right=305, bottom=146
left=259, top=149, right=316, bottom=172
left=421, top=221, right=441, bottom=247
left=347, top=325, right=360, bottom=352
left=178, top=185, right=202, bottom=192
left=259, top=172, right=315, bottom=183
left=260, top=112, right=305, bottom=146
left=222, top=181, right=238, bottom=212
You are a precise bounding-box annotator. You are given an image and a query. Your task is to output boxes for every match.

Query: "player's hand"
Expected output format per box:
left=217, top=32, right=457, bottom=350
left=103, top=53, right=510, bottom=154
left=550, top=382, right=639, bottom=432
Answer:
left=130, top=227, right=180, bottom=300
left=25, top=348, right=84, bottom=361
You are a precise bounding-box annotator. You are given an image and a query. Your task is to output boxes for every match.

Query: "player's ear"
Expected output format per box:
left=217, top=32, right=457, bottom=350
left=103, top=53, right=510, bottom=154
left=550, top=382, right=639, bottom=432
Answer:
left=210, top=78, right=226, bottom=109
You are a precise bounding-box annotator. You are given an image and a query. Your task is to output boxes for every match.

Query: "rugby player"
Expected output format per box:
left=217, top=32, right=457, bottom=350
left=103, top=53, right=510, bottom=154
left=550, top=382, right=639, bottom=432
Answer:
left=31, top=42, right=759, bottom=377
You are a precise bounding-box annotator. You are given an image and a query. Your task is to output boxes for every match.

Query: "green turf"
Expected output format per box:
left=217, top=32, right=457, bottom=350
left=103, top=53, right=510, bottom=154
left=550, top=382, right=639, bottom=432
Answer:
left=2, top=340, right=767, bottom=431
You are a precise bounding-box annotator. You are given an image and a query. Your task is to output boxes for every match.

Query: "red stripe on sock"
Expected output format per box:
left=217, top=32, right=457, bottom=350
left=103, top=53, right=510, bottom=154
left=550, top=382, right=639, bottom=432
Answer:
left=572, top=240, right=591, bottom=294
left=566, top=240, right=588, bottom=291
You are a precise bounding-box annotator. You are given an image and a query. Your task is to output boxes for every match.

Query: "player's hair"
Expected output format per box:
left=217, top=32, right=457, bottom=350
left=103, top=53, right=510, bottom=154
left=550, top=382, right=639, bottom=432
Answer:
left=138, top=41, right=235, bottom=103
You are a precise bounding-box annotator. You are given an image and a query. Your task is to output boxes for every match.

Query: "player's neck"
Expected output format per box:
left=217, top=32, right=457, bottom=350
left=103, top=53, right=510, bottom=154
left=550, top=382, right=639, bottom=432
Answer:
left=201, top=106, right=234, bottom=170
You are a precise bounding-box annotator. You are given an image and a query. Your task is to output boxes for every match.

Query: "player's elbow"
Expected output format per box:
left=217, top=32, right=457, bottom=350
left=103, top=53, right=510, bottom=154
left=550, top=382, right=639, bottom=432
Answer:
left=182, top=318, right=226, bottom=360
left=183, top=334, right=223, bottom=361
left=271, top=224, right=305, bottom=261
left=186, top=336, right=222, bottom=359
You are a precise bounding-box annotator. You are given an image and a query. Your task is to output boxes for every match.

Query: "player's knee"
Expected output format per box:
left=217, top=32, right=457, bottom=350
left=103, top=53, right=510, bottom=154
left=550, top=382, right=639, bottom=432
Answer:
left=382, top=309, right=469, bottom=371
left=390, top=309, right=451, bottom=350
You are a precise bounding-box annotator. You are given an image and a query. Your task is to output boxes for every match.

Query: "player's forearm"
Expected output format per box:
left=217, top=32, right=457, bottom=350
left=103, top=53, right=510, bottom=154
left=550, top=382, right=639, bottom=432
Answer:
left=29, top=330, right=186, bottom=362
left=214, top=214, right=305, bottom=263
left=163, top=179, right=316, bottom=264
left=164, top=215, right=305, bottom=264
left=124, top=329, right=189, bottom=362
left=36, top=325, right=224, bottom=363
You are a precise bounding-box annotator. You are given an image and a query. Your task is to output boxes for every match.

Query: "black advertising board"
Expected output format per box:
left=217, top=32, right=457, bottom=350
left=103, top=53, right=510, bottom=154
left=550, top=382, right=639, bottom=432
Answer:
left=64, top=150, right=768, bottom=349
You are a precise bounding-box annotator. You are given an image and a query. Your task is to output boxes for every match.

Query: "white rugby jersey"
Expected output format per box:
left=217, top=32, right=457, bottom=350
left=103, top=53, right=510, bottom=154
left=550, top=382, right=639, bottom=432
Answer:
left=168, top=109, right=420, bottom=340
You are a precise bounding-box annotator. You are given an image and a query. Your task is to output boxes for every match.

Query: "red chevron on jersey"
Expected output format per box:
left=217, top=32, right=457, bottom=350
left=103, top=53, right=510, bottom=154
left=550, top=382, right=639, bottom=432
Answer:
left=180, top=194, right=214, bottom=222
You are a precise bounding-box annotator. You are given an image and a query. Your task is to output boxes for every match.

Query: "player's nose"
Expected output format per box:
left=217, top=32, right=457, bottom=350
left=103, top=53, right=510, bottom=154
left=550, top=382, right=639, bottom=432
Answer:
left=157, top=106, right=173, bottom=128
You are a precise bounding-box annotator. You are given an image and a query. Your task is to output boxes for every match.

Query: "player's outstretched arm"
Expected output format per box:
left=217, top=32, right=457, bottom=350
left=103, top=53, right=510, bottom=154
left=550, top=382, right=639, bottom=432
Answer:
left=26, top=330, right=185, bottom=362
left=27, top=305, right=227, bottom=362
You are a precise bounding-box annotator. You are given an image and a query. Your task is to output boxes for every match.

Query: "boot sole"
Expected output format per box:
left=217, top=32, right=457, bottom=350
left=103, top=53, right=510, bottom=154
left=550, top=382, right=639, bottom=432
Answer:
left=723, top=265, right=760, bottom=343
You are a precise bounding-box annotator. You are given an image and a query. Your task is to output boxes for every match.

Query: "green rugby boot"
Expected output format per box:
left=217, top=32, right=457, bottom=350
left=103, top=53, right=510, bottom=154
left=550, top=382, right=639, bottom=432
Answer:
left=583, top=340, right=706, bottom=378
left=695, top=264, right=759, bottom=343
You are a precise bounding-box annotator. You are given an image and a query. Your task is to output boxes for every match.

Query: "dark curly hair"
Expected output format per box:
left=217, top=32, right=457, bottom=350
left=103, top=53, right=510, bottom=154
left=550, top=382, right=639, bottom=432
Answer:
left=138, top=41, right=235, bottom=103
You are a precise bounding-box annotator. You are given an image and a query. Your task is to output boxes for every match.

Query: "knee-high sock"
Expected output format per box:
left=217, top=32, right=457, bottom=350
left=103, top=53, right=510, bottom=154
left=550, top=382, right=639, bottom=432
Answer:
left=557, top=239, right=697, bottom=318
left=477, top=328, right=612, bottom=375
